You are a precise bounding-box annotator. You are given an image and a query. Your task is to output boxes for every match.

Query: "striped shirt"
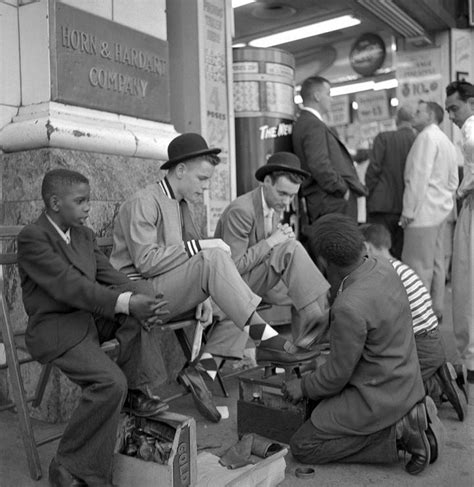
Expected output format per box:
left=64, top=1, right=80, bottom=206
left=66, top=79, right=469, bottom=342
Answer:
left=390, top=258, right=438, bottom=335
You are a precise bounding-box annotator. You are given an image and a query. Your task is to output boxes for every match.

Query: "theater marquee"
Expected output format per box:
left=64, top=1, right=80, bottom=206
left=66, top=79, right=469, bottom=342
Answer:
left=50, top=1, right=170, bottom=122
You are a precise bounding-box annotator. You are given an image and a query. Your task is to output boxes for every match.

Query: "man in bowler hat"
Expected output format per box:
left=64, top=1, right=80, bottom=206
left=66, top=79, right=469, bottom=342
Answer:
left=111, top=134, right=317, bottom=423
left=215, top=152, right=330, bottom=348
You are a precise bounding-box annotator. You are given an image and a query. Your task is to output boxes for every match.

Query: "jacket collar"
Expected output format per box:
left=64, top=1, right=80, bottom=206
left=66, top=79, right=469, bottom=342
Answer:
left=158, top=177, right=176, bottom=200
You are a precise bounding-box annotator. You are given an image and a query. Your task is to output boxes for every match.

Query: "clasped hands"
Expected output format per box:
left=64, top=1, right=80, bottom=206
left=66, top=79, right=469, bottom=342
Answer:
left=129, top=292, right=169, bottom=332
left=266, top=223, right=295, bottom=248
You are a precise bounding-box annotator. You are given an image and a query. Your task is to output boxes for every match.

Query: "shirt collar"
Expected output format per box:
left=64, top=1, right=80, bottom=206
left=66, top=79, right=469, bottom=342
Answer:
left=45, top=213, right=71, bottom=244
left=301, top=106, right=323, bottom=121
left=261, top=187, right=274, bottom=218
left=158, top=177, right=176, bottom=200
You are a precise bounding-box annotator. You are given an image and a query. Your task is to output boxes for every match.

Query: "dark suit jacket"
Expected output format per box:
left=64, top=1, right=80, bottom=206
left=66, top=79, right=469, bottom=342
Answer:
left=366, top=126, right=416, bottom=215
left=292, top=110, right=367, bottom=220
left=18, top=213, right=133, bottom=363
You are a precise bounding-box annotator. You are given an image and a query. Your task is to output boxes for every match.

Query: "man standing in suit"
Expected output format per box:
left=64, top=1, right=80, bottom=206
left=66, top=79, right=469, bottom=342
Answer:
left=284, top=214, right=444, bottom=475
left=18, top=169, right=169, bottom=487
left=292, top=76, right=367, bottom=222
left=366, top=106, right=416, bottom=259
left=214, top=152, right=330, bottom=347
left=111, top=133, right=317, bottom=423
left=445, top=80, right=474, bottom=384
left=400, top=101, right=458, bottom=319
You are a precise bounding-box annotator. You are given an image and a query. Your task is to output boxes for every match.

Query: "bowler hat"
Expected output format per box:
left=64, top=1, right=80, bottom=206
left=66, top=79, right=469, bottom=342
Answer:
left=255, top=152, right=310, bottom=181
left=161, top=133, right=221, bottom=170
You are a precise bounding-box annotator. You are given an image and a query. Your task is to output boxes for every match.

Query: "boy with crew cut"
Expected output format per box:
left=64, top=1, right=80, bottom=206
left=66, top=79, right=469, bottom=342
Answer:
left=361, top=223, right=467, bottom=421
left=18, top=169, right=169, bottom=487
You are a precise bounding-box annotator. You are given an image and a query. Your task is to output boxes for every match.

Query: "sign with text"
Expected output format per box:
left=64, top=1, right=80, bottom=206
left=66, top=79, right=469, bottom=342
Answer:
left=51, top=1, right=170, bottom=122
left=327, top=95, right=350, bottom=126
left=396, top=48, right=442, bottom=111
left=355, top=91, right=389, bottom=122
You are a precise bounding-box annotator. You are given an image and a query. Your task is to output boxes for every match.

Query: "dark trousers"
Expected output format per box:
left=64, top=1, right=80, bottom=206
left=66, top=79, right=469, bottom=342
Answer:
left=290, top=419, right=399, bottom=465
left=52, top=281, right=164, bottom=485
left=415, top=328, right=446, bottom=404
left=367, top=212, right=404, bottom=259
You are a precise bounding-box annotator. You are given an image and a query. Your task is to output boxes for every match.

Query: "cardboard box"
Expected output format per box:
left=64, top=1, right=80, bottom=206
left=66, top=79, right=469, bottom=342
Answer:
left=113, top=412, right=197, bottom=487
left=237, top=368, right=314, bottom=444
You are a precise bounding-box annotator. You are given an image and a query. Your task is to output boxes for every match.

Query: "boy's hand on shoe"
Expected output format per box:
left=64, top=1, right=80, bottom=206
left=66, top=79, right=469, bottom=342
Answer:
left=129, top=293, right=169, bottom=330
left=282, top=378, right=304, bottom=404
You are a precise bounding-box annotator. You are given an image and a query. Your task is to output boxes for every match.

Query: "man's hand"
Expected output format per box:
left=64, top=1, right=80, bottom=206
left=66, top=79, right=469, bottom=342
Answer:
left=398, top=215, right=414, bottom=229
left=129, top=293, right=169, bottom=331
left=199, top=238, right=231, bottom=255
left=266, top=223, right=295, bottom=248
left=282, top=378, right=304, bottom=405
left=195, top=297, right=213, bottom=328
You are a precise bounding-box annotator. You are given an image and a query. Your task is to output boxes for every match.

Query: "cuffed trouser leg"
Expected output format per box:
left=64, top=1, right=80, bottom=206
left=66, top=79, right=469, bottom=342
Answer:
left=53, top=329, right=127, bottom=485
left=151, top=248, right=261, bottom=330
left=290, top=419, right=398, bottom=465
left=452, top=201, right=474, bottom=369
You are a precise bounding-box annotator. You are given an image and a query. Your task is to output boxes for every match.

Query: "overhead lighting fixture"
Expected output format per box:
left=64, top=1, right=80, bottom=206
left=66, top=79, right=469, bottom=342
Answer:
left=232, top=42, right=247, bottom=48
left=248, top=15, right=360, bottom=47
left=232, top=0, right=254, bottom=8
left=330, top=78, right=398, bottom=96
left=374, top=79, right=398, bottom=91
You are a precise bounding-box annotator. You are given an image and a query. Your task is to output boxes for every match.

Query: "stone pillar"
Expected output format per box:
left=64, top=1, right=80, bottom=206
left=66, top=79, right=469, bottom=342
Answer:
left=0, top=0, right=187, bottom=421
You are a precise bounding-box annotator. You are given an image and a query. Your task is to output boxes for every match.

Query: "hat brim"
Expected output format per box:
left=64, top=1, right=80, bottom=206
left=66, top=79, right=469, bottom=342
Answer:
left=161, top=147, right=221, bottom=170
left=255, top=164, right=310, bottom=182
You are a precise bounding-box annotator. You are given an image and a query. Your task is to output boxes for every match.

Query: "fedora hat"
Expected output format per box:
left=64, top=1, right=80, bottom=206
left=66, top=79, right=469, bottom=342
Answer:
left=255, top=152, right=310, bottom=181
left=161, top=133, right=221, bottom=170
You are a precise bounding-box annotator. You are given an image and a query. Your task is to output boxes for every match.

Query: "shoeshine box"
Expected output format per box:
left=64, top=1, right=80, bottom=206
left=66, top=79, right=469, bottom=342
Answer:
left=237, top=368, right=314, bottom=444
left=113, top=412, right=197, bottom=487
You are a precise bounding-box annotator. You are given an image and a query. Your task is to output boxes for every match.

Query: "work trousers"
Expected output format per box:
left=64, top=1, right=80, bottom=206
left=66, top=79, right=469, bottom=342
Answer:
left=149, top=248, right=260, bottom=359
left=452, top=197, right=474, bottom=369
left=241, top=239, right=330, bottom=344
left=53, top=309, right=157, bottom=485
left=367, top=212, right=404, bottom=260
left=290, top=419, right=398, bottom=465
left=402, top=221, right=447, bottom=318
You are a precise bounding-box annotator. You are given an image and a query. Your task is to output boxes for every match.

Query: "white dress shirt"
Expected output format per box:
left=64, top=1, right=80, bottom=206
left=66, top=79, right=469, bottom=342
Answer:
left=458, top=114, right=474, bottom=198
left=261, top=187, right=275, bottom=237
left=45, top=213, right=131, bottom=314
left=301, top=106, right=323, bottom=121
left=403, top=124, right=459, bottom=227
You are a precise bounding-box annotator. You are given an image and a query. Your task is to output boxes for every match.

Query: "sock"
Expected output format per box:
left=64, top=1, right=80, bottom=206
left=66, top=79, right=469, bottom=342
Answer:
left=198, top=353, right=223, bottom=381
left=244, top=313, right=287, bottom=350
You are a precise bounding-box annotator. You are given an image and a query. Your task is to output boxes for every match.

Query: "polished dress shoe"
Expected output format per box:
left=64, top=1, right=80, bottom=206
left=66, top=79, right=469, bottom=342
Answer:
left=453, top=363, right=469, bottom=403
left=424, top=396, right=445, bottom=464
left=467, top=369, right=474, bottom=384
left=436, top=362, right=466, bottom=421
left=256, top=341, right=319, bottom=365
left=396, top=402, right=430, bottom=475
left=178, top=364, right=221, bottom=423
left=49, top=458, right=87, bottom=487
left=124, top=389, right=169, bottom=417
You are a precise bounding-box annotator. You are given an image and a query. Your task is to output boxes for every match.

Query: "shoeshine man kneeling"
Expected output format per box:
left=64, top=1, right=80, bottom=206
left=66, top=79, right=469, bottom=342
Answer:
left=110, top=133, right=318, bottom=423
left=18, top=169, right=170, bottom=487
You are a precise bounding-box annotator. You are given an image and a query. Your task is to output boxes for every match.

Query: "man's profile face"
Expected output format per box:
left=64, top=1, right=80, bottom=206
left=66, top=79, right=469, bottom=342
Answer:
left=50, top=182, right=91, bottom=229
left=262, top=174, right=300, bottom=213
left=177, top=159, right=215, bottom=203
left=317, top=81, right=332, bottom=115
left=412, top=102, right=431, bottom=132
left=445, top=92, right=472, bottom=129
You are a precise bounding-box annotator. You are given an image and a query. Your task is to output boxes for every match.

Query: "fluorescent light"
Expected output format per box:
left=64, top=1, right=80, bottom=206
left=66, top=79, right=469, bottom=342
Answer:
left=232, top=42, right=247, bottom=48
left=249, top=15, right=360, bottom=47
left=331, top=81, right=375, bottom=97
left=232, top=0, right=254, bottom=8
left=390, top=97, right=399, bottom=107
left=374, top=79, right=398, bottom=90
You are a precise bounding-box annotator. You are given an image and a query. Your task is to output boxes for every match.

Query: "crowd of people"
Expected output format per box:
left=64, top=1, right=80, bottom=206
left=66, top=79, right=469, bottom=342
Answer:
left=16, top=78, right=473, bottom=486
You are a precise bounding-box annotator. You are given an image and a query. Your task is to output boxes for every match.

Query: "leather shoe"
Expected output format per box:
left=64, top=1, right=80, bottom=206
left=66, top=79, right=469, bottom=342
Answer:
left=453, top=363, right=469, bottom=403
left=467, top=369, right=474, bottom=384
left=396, top=402, right=430, bottom=475
left=424, top=395, right=445, bottom=464
left=49, top=458, right=87, bottom=487
left=256, top=341, right=319, bottom=365
left=124, top=389, right=169, bottom=418
left=436, top=362, right=466, bottom=421
left=178, top=365, right=221, bottom=423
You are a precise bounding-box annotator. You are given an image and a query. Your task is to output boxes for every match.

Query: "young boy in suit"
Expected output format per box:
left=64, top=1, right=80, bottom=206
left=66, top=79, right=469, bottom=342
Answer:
left=18, top=169, right=169, bottom=487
